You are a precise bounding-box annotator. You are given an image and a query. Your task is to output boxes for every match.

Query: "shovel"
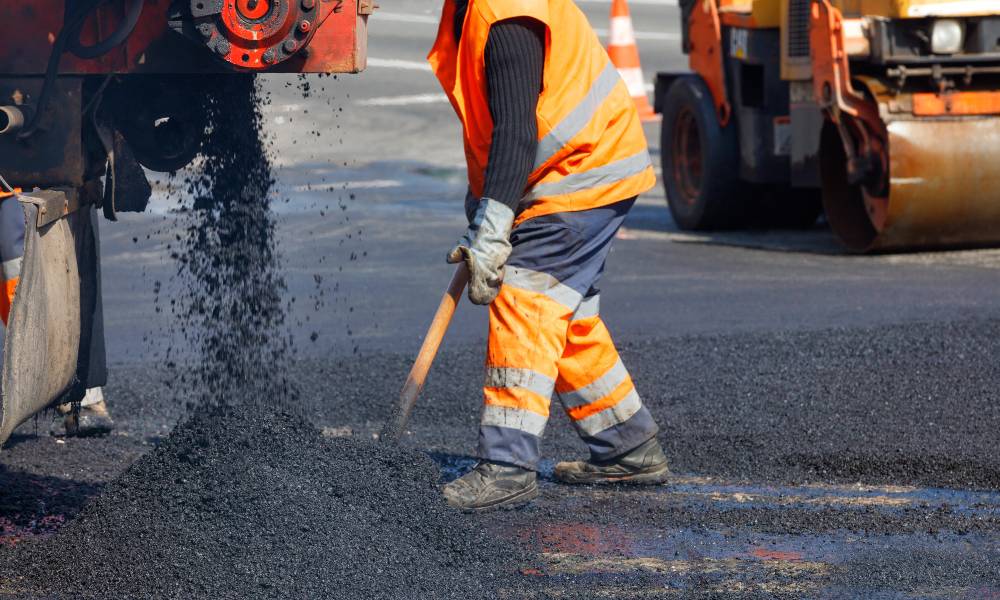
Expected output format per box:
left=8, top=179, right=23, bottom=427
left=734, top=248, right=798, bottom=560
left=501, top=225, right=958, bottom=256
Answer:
left=380, top=263, right=469, bottom=443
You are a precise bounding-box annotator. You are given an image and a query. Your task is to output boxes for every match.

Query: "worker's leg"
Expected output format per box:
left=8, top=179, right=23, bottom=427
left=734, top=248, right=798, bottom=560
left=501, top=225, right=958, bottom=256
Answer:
left=552, top=297, right=668, bottom=484
left=444, top=211, right=597, bottom=510
left=476, top=277, right=572, bottom=469
left=555, top=302, right=659, bottom=461
left=477, top=204, right=644, bottom=469
left=445, top=198, right=667, bottom=509
left=0, top=193, right=24, bottom=325
left=546, top=200, right=668, bottom=484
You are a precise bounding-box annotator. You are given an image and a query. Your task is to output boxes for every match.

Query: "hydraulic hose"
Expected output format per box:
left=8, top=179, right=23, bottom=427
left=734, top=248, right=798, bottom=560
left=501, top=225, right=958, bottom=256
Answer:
left=67, top=0, right=145, bottom=59
left=18, top=0, right=144, bottom=140
left=0, top=172, right=13, bottom=194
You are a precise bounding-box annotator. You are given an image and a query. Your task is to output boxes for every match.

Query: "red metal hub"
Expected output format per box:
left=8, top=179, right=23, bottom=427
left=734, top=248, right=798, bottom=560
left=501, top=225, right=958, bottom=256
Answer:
left=237, top=0, right=271, bottom=20
left=194, top=0, right=320, bottom=70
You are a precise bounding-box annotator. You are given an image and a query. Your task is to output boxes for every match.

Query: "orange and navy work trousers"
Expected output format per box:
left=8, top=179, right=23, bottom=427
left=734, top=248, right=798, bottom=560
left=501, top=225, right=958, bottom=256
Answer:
left=479, top=197, right=659, bottom=470
left=0, top=191, right=23, bottom=325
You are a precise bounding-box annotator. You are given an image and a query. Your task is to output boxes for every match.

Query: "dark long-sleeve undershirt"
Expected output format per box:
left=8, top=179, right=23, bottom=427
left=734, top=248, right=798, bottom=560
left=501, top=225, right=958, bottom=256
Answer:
left=454, top=1, right=545, bottom=214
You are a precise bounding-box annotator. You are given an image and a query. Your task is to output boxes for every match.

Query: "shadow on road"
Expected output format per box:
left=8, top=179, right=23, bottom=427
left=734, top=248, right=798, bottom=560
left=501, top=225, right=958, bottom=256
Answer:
left=623, top=202, right=846, bottom=254
left=0, top=466, right=103, bottom=544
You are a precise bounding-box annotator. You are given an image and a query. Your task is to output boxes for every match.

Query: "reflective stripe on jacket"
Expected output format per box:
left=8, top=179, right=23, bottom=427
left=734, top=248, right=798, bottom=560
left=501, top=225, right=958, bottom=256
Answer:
left=428, top=0, right=656, bottom=225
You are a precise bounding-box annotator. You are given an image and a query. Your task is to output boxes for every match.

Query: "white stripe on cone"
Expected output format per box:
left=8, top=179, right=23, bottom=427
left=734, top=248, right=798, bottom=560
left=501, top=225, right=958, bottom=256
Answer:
left=608, top=16, right=636, bottom=46
left=618, top=67, right=646, bottom=98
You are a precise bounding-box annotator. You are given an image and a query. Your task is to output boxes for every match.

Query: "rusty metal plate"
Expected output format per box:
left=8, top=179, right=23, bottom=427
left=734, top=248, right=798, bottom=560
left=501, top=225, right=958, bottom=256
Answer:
left=0, top=78, right=84, bottom=189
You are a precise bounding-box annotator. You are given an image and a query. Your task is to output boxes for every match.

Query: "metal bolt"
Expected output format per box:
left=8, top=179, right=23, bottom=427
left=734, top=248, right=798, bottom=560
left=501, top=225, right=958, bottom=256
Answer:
left=283, top=39, right=298, bottom=54
left=298, top=20, right=311, bottom=33
left=215, top=40, right=231, bottom=56
left=198, top=23, right=214, bottom=38
left=262, top=49, right=276, bottom=64
left=302, top=0, right=315, bottom=9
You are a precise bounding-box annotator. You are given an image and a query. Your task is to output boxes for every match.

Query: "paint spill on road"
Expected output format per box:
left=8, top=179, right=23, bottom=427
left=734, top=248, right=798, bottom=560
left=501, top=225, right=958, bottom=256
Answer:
left=491, top=473, right=1000, bottom=598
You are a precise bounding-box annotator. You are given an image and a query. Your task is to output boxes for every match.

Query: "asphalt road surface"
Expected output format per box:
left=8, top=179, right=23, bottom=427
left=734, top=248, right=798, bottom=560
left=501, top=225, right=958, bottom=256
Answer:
left=3, top=1, right=1000, bottom=597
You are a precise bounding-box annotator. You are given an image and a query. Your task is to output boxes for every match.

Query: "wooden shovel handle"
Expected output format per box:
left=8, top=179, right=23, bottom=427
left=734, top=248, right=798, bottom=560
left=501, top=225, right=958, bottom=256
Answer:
left=380, top=263, right=469, bottom=443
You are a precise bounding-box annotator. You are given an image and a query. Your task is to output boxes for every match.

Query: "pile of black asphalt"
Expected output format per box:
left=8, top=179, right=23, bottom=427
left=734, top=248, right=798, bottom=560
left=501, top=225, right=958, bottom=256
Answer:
left=0, top=407, right=538, bottom=599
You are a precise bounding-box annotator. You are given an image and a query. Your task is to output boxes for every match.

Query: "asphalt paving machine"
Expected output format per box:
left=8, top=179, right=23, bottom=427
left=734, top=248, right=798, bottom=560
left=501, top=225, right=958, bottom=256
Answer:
left=655, top=0, right=1000, bottom=252
left=0, top=0, right=370, bottom=445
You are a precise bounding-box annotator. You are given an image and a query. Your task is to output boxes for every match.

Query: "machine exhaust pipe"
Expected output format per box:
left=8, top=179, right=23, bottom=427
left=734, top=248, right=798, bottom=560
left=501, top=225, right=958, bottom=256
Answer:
left=0, top=105, right=25, bottom=136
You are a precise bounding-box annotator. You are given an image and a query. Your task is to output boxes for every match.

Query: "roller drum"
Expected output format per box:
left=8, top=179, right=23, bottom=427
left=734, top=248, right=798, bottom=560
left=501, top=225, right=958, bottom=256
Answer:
left=825, top=117, right=1000, bottom=252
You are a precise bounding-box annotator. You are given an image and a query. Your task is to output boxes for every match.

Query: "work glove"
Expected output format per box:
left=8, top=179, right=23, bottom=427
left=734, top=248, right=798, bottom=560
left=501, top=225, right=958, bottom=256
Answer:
left=447, top=197, right=514, bottom=305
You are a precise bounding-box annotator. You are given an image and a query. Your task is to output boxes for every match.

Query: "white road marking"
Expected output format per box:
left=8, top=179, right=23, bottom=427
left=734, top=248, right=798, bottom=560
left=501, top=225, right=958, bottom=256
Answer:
left=372, top=12, right=440, bottom=24
left=366, top=57, right=432, bottom=71
left=261, top=103, right=304, bottom=113
left=357, top=93, right=449, bottom=107
left=373, top=11, right=678, bottom=41
left=293, top=180, right=403, bottom=192
left=593, top=27, right=679, bottom=41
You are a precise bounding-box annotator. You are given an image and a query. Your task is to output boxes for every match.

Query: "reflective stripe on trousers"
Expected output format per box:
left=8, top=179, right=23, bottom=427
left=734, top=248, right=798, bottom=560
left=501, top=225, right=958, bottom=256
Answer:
left=479, top=198, right=659, bottom=470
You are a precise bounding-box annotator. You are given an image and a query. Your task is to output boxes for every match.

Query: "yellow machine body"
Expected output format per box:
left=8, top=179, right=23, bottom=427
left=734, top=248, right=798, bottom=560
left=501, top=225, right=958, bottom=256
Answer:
left=854, top=0, right=1000, bottom=18
left=718, top=0, right=1000, bottom=251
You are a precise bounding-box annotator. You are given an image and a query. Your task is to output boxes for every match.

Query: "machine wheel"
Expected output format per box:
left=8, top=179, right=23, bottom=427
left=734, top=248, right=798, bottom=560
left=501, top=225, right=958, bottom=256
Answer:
left=819, top=123, right=878, bottom=252
left=105, top=76, right=208, bottom=173
left=661, top=75, right=744, bottom=230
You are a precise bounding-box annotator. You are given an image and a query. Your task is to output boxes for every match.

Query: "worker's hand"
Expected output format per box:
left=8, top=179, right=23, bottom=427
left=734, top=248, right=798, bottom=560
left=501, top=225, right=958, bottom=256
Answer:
left=447, top=198, right=514, bottom=305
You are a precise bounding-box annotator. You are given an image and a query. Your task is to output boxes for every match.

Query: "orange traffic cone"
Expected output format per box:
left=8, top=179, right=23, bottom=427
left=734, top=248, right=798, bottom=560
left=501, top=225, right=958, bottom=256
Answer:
left=607, top=0, right=658, bottom=122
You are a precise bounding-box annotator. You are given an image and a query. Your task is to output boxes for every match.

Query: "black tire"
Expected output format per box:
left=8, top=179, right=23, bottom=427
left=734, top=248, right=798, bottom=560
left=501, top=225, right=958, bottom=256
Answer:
left=819, top=122, right=878, bottom=252
left=660, top=75, right=744, bottom=230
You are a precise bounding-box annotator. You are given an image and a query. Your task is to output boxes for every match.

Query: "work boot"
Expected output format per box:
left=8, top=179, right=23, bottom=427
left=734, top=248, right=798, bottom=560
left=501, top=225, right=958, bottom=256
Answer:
left=64, top=398, right=115, bottom=437
left=52, top=389, right=115, bottom=438
left=443, top=461, right=538, bottom=512
left=554, top=437, right=670, bottom=485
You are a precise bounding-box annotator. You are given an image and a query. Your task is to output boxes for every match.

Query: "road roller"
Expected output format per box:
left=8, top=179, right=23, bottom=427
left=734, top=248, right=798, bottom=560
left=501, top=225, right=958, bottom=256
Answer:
left=654, top=0, right=1000, bottom=252
left=0, top=0, right=371, bottom=446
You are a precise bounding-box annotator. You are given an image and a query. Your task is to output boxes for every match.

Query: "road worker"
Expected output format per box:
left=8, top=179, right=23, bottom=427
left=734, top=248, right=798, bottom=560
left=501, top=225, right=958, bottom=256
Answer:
left=0, top=187, right=114, bottom=437
left=431, top=0, right=670, bottom=510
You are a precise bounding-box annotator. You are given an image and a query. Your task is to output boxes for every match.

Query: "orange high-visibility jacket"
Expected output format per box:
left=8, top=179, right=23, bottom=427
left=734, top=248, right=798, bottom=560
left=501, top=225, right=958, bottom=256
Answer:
left=428, top=0, right=656, bottom=225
